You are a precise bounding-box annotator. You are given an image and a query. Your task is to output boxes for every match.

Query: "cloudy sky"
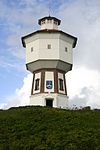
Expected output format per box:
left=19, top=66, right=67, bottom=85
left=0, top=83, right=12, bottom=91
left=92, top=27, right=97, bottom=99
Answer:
left=0, top=0, right=100, bottom=109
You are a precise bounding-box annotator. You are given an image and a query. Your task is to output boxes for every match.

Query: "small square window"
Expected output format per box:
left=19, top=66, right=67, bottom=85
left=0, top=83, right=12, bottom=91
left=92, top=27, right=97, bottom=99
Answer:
left=50, top=20, right=52, bottom=23
left=47, top=20, right=50, bottom=23
left=47, top=19, right=52, bottom=23
left=41, top=20, right=45, bottom=24
left=31, top=47, right=33, bottom=52
left=54, top=21, right=57, bottom=25
left=65, top=47, right=68, bottom=52
left=47, top=44, right=51, bottom=49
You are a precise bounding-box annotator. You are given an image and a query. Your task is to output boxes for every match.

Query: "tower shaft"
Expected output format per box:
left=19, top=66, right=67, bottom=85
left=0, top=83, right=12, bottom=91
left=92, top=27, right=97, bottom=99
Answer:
left=30, top=69, right=67, bottom=108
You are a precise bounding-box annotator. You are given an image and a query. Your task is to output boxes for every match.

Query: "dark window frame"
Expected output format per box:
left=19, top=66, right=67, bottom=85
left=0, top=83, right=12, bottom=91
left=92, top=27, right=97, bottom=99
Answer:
left=41, top=20, right=45, bottom=24
left=54, top=20, right=57, bottom=25
left=59, top=79, right=64, bottom=91
left=35, top=78, right=40, bottom=90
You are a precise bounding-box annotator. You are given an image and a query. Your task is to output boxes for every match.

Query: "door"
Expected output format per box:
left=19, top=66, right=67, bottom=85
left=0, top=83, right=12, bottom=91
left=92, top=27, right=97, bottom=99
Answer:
left=46, top=99, right=53, bottom=107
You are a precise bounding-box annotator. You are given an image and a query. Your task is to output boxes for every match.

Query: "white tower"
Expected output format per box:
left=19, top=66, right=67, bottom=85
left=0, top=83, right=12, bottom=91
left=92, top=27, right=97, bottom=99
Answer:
left=21, top=16, right=77, bottom=108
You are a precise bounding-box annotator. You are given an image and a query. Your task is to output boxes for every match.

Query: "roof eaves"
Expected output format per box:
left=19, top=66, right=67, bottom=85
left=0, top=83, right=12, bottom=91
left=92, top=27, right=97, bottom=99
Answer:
left=21, top=30, right=77, bottom=48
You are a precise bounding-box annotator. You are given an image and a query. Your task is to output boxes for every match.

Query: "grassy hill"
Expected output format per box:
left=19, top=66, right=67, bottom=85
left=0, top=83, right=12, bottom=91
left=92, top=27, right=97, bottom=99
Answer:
left=0, top=106, right=100, bottom=150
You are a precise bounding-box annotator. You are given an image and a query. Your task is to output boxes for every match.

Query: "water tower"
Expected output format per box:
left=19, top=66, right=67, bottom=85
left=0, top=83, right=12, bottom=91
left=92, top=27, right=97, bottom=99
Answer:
left=21, top=16, right=77, bottom=108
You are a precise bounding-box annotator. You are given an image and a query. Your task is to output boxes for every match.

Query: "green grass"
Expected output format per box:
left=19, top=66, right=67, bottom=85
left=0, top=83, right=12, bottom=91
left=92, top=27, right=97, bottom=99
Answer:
left=0, top=106, right=100, bottom=150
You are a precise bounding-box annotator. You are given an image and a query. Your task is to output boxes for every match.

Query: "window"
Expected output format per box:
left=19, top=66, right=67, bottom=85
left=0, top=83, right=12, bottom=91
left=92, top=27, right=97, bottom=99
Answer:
left=47, top=44, right=51, bottom=49
left=35, top=79, right=40, bottom=90
left=47, top=19, right=52, bottom=23
left=47, top=19, right=50, bottom=23
left=65, top=47, right=68, bottom=52
left=31, top=47, right=33, bottom=52
left=54, top=21, right=57, bottom=25
left=59, top=79, right=64, bottom=91
left=41, top=20, right=45, bottom=24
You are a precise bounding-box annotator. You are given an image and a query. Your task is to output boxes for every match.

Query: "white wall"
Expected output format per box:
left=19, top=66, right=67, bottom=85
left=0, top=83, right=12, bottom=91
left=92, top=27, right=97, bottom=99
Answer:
left=59, top=39, right=73, bottom=64
left=30, top=93, right=68, bottom=108
left=57, top=94, right=68, bottom=109
left=26, top=39, right=39, bottom=63
left=25, top=33, right=73, bottom=65
left=39, top=38, right=59, bottom=59
left=30, top=94, right=44, bottom=106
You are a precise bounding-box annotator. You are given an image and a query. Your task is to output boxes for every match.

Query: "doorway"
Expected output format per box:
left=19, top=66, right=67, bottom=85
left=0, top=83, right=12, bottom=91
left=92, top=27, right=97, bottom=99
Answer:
left=46, top=99, right=53, bottom=107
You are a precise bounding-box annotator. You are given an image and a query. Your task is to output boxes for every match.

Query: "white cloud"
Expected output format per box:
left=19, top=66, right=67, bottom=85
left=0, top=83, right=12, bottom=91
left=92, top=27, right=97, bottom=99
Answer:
left=0, top=74, right=32, bottom=109
left=16, top=73, right=32, bottom=105
left=66, top=67, right=100, bottom=108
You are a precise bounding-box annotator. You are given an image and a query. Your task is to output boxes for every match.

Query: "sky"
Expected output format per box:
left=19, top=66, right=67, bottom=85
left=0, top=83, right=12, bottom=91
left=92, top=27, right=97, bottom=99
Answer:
left=0, top=0, right=100, bottom=109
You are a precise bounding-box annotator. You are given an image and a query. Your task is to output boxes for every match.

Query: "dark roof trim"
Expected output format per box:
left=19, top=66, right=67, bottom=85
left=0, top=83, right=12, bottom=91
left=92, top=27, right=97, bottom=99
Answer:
left=21, top=29, right=77, bottom=48
left=38, top=16, right=61, bottom=25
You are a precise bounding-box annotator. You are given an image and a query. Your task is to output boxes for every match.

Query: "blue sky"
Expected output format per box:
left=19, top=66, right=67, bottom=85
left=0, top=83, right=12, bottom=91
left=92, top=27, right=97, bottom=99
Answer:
left=0, top=0, right=100, bottom=109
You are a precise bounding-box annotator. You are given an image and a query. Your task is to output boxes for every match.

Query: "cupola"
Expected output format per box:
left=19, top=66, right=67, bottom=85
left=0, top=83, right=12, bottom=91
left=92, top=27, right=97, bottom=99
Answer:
left=38, top=16, right=61, bottom=30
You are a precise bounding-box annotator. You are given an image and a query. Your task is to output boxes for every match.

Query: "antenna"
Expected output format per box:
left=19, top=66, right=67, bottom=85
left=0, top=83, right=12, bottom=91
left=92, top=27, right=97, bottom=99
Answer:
left=48, top=0, right=51, bottom=16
